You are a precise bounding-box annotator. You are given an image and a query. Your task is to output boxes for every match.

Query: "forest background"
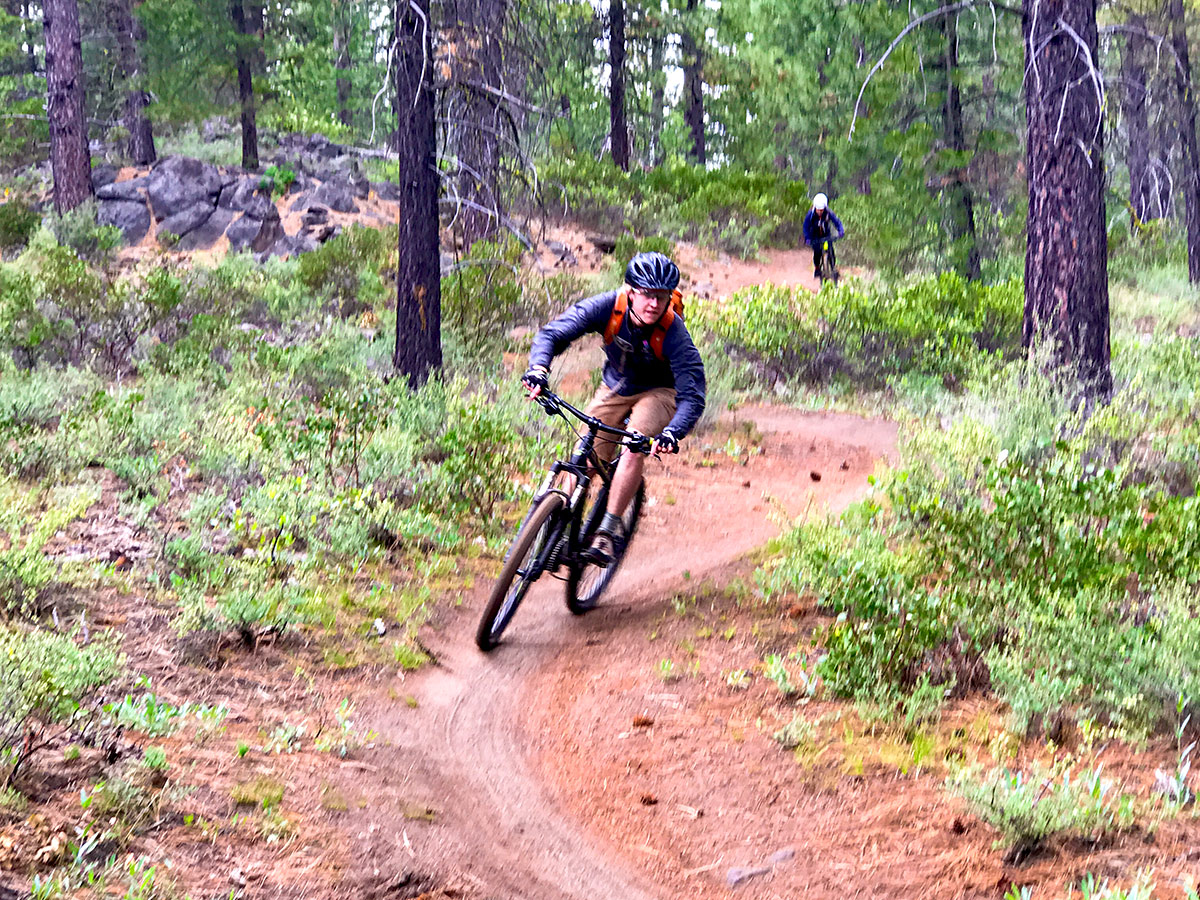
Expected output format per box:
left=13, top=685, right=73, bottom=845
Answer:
left=1, top=0, right=1200, bottom=897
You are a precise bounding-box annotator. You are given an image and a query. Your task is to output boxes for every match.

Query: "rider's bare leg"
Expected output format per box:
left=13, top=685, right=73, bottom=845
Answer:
left=606, top=450, right=645, bottom=518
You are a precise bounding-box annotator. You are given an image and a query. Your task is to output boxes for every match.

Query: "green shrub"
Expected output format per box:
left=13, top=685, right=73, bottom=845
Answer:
left=0, top=197, right=38, bottom=249
left=297, top=224, right=393, bottom=314
left=259, top=164, right=296, bottom=199
left=442, top=237, right=526, bottom=367
left=46, top=200, right=123, bottom=262
left=693, top=272, right=1022, bottom=390
left=543, top=152, right=807, bottom=255
left=949, top=762, right=1136, bottom=859
left=0, top=625, right=122, bottom=782
left=0, top=485, right=97, bottom=618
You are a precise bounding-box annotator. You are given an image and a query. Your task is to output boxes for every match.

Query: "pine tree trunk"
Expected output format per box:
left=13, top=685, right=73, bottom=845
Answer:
left=1022, top=0, right=1111, bottom=397
left=609, top=0, right=628, bottom=171
left=394, top=0, right=442, bottom=387
left=108, top=0, right=155, bottom=165
left=1167, top=0, right=1200, bottom=282
left=230, top=0, right=258, bottom=169
left=457, top=0, right=505, bottom=249
left=941, top=12, right=980, bottom=279
left=333, top=0, right=352, bottom=128
left=649, top=31, right=664, bottom=167
left=43, top=0, right=92, bottom=213
left=1121, top=15, right=1153, bottom=225
left=681, top=0, right=704, bottom=166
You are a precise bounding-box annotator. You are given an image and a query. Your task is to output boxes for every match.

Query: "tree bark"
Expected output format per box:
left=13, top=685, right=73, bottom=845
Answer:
left=681, top=0, right=704, bottom=166
left=1022, top=0, right=1110, bottom=397
left=456, top=0, right=505, bottom=249
left=333, top=0, right=353, bottom=128
left=609, top=0, right=628, bottom=171
left=1167, top=0, right=1200, bottom=282
left=648, top=29, right=664, bottom=167
left=43, top=0, right=92, bottom=214
left=394, top=0, right=442, bottom=387
left=230, top=0, right=258, bottom=169
left=108, top=0, right=155, bottom=165
left=940, top=12, right=980, bottom=279
left=1121, top=14, right=1154, bottom=226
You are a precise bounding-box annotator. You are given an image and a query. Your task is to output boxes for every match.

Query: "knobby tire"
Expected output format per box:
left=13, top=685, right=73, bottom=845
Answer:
left=476, top=493, right=566, bottom=650
left=565, top=478, right=646, bottom=614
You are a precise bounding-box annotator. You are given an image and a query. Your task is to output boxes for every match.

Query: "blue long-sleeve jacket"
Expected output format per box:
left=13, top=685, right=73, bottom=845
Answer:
left=529, top=290, right=707, bottom=440
left=803, top=209, right=845, bottom=246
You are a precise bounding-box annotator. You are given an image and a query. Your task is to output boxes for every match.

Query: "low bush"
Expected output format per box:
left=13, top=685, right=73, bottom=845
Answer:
left=762, top=344, right=1200, bottom=737
left=692, top=272, right=1022, bottom=390
left=0, top=626, right=122, bottom=783
left=542, top=151, right=808, bottom=256
left=949, top=762, right=1136, bottom=859
left=0, top=196, right=38, bottom=250
left=297, top=224, right=394, bottom=315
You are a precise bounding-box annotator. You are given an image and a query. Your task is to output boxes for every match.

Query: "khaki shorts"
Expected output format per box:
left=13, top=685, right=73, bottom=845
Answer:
left=584, top=386, right=676, bottom=463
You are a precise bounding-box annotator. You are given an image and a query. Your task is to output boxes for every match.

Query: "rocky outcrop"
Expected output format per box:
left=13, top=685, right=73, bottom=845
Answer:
left=90, top=133, right=401, bottom=261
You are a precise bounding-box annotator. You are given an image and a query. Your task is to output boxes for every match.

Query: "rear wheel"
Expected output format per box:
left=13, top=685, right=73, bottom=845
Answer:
left=476, top=493, right=566, bottom=650
left=565, top=478, right=646, bottom=614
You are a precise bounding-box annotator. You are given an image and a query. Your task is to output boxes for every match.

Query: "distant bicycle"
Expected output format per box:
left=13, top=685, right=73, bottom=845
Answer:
left=475, top=389, right=650, bottom=651
left=817, top=237, right=840, bottom=286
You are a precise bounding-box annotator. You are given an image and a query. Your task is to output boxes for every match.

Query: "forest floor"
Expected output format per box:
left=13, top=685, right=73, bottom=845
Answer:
left=4, top=239, right=1196, bottom=900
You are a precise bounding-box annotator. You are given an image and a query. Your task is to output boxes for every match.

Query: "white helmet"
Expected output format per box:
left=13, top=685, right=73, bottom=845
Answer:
left=813, top=193, right=828, bottom=211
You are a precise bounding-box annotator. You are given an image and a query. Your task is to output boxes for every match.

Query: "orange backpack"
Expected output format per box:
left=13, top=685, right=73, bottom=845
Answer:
left=603, top=288, right=685, bottom=361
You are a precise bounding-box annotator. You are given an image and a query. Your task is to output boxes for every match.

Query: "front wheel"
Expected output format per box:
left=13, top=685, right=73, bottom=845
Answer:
left=476, top=493, right=566, bottom=651
left=565, top=478, right=646, bottom=614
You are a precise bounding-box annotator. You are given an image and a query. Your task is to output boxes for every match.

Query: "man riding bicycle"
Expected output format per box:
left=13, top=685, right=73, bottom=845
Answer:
left=802, top=192, right=845, bottom=281
left=522, top=251, right=706, bottom=567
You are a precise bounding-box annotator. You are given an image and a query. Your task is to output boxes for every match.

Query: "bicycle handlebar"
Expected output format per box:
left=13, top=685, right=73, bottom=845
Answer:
left=533, top=389, right=654, bottom=454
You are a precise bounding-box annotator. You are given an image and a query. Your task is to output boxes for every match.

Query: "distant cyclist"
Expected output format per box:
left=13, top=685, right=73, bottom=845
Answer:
left=802, top=192, right=845, bottom=282
left=522, top=252, right=706, bottom=567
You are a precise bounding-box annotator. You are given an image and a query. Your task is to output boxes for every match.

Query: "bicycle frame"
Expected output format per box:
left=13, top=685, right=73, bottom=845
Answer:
left=523, top=391, right=650, bottom=575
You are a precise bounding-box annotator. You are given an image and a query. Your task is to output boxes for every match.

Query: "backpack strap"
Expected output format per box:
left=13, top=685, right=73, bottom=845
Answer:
left=648, top=302, right=676, bottom=360
left=605, top=287, right=681, bottom=361
left=604, top=289, right=629, bottom=345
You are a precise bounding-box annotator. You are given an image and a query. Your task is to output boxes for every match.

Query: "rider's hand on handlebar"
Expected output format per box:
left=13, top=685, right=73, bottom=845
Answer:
left=521, top=365, right=549, bottom=399
left=652, top=429, right=679, bottom=456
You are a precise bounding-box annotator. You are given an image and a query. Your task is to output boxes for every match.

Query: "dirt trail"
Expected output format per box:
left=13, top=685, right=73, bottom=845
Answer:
left=334, top=406, right=898, bottom=899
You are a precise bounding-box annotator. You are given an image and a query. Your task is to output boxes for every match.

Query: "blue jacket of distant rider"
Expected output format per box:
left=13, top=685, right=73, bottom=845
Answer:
left=529, top=290, right=707, bottom=440
left=803, top=209, right=846, bottom=246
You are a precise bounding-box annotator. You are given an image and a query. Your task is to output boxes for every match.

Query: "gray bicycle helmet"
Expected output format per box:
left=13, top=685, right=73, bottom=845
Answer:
left=625, top=251, right=680, bottom=291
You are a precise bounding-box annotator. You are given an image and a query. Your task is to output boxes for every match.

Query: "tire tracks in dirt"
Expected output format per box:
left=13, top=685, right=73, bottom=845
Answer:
left=336, top=408, right=897, bottom=899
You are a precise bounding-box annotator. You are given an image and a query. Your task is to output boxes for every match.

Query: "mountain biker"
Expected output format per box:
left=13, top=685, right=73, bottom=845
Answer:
left=802, top=192, right=845, bottom=281
left=522, top=251, right=707, bottom=567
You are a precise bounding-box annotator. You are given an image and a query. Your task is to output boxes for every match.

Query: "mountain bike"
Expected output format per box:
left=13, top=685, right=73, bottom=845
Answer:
left=817, top=237, right=840, bottom=286
left=475, top=389, right=651, bottom=651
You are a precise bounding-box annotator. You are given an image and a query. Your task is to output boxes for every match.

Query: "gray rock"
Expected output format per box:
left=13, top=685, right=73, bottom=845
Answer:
left=91, top=164, right=120, bottom=190
left=768, top=848, right=795, bottom=864
left=546, top=240, right=578, bottom=267
left=372, top=180, right=401, bottom=202
left=96, top=176, right=150, bottom=202
left=158, top=200, right=217, bottom=241
left=311, top=178, right=359, bottom=213
left=262, top=233, right=319, bottom=260
left=97, top=199, right=150, bottom=244
left=219, top=177, right=275, bottom=219
left=226, top=207, right=283, bottom=253
left=176, top=207, right=235, bottom=251
left=301, top=206, right=328, bottom=226
left=726, top=866, right=770, bottom=888
left=145, top=156, right=223, bottom=221
left=289, top=192, right=311, bottom=212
